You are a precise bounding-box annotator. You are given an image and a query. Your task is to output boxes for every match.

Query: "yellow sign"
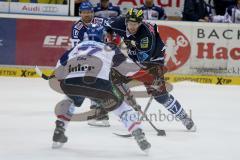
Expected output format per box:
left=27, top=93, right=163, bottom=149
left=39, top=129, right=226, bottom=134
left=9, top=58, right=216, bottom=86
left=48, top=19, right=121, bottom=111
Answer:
left=1, top=66, right=240, bottom=85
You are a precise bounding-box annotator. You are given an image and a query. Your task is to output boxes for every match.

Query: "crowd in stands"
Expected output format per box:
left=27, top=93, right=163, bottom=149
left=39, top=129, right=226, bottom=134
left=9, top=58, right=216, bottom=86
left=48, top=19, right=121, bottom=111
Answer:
left=73, top=0, right=240, bottom=23
left=0, top=0, right=67, bottom=3
left=74, top=0, right=167, bottom=20
left=0, top=0, right=239, bottom=23
left=182, top=0, right=240, bottom=23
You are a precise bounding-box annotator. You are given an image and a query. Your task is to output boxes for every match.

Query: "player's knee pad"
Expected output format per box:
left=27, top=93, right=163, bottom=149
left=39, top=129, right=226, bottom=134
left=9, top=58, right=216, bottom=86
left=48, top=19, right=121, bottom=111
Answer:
left=155, top=94, right=184, bottom=116
left=154, top=93, right=171, bottom=104
left=113, top=101, right=133, bottom=118
left=55, top=99, right=76, bottom=121
left=113, top=101, right=141, bottom=132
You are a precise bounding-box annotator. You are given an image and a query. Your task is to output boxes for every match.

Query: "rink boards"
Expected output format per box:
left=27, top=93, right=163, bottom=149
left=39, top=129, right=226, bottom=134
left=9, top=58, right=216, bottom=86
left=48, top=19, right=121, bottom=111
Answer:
left=0, top=65, right=240, bottom=85
left=0, top=14, right=239, bottom=85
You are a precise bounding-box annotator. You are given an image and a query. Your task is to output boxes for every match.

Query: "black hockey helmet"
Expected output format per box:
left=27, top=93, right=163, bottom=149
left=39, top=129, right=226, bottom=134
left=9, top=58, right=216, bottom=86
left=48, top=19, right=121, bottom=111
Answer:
left=126, top=8, right=144, bottom=23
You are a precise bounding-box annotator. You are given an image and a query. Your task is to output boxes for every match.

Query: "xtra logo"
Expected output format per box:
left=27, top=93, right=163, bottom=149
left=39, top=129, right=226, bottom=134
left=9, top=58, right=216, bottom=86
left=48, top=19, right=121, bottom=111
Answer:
left=216, top=77, right=232, bottom=85
left=158, top=25, right=191, bottom=72
left=21, top=70, right=36, bottom=77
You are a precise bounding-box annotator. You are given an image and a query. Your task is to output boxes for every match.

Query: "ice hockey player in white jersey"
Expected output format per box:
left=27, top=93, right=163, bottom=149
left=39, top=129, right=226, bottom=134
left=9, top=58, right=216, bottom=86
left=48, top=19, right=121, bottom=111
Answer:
left=71, top=1, right=112, bottom=127
left=51, top=24, right=151, bottom=153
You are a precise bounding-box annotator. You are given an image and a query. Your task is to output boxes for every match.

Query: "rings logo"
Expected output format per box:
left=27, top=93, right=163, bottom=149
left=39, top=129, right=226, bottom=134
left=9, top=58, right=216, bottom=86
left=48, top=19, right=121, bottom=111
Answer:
left=158, top=25, right=191, bottom=72
left=42, top=6, right=58, bottom=13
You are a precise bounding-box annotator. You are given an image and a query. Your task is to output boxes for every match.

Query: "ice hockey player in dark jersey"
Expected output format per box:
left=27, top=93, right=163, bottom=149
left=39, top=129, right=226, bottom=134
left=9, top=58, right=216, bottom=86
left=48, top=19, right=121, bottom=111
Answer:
left=71, top=1, right=107, bottom=47
left=106, top=8, right=196, bottom=131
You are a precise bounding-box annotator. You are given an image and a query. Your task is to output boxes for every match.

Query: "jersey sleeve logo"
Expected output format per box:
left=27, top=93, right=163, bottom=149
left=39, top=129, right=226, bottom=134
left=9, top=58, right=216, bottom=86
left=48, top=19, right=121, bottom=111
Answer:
left=75, top=22, right=84, bottom=30
left=140, top=37, right=149, bottom=48
left=137, top=51, right=149, bottom=62
left=73, top=30, right=79, bottom=37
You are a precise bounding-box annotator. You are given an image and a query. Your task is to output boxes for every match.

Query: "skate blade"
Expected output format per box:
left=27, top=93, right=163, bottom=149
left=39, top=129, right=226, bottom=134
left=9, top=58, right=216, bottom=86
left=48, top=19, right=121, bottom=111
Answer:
left=143, top=148, right=150, bottom=155
left=187, top=125, right=197, bottom=132
left=88, top=120, right=110, bottom=127
left=52, top=142, right=64, bottom=149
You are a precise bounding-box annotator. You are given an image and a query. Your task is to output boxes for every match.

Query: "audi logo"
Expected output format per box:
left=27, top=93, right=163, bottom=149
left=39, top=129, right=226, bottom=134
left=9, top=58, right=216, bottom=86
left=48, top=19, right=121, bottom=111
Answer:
left=42, top=6, right=58, bottom=13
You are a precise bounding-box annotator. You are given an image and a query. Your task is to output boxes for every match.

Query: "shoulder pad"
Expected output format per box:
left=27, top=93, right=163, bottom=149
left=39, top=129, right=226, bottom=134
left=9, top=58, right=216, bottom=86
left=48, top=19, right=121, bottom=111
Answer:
left=73, top=20, right=84, bottom=30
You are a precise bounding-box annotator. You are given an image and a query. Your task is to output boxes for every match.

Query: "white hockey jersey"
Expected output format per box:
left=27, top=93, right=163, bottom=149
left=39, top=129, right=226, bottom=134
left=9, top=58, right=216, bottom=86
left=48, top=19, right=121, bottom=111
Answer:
left=55, top=41, right=140, bottom=81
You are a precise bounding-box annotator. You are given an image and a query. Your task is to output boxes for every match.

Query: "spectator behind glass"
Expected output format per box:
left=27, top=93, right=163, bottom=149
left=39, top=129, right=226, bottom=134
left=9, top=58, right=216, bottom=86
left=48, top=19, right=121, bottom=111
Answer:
left=211, top=0, right=240, bottom=23
left=205, top=0, right=216, bottom=15
left=139, top=0, right=167, bottom=20
left=94, top=0, right=121, bottom=18
left=75, top=0, right=88, bottom=16
left=7, top=0, right=67, bottom=3
left=213, top=0, right=235, bottom=15
left=182, top=0, right=210, bottom=22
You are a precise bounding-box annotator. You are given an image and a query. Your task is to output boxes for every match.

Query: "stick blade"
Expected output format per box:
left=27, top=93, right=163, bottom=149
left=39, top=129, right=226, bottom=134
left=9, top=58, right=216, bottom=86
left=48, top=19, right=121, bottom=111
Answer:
left=157, top=130, right=166, bottom=136
left=113, top=132, right=132, bottom=138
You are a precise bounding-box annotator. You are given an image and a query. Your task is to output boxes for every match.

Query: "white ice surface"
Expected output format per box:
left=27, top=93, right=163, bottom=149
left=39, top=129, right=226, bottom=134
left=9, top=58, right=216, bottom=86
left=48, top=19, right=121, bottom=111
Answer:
left=0, top=77, right=239, bottom=160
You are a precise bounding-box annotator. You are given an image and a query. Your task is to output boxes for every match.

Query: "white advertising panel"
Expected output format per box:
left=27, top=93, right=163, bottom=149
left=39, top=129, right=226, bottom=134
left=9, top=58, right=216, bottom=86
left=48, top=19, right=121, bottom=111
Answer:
left=10, top=2, right=68, bottom=16
left=152, top=21, right=240, bottom=76
left=0, top=2, right=10, bottom=13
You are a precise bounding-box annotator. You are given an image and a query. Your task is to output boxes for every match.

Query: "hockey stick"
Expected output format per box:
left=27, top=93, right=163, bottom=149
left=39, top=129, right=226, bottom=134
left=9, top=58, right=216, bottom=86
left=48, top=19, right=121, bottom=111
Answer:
left=138, top=77, right=167, bottom=136
left=35, top=66, right=55, bottom=80
left=113, top=95, right=166, bottom=137
left=138, top=101, right=166, bottom=136
left=36, top=65, right=166, bottom=136
left=113, top=96, right=154, bottom=137
left=113, top=81, right=166, bottom=137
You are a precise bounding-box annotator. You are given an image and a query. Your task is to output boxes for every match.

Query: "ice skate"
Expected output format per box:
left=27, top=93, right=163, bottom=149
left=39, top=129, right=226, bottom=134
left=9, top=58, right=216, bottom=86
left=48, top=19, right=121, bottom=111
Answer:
left=88, top=114, right=110, bottom=127
left=52, top=120, right=68, bottom=149
left=88, top=104, right=110, bottom=127
left=181, top=116, right=197, bottom=132
left=132, top=128, right=151, bottom=154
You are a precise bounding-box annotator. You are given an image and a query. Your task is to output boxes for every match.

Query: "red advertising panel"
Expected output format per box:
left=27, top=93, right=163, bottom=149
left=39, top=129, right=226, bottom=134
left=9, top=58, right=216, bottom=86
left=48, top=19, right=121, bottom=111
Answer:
left=16, top=19, right=73, bottom=66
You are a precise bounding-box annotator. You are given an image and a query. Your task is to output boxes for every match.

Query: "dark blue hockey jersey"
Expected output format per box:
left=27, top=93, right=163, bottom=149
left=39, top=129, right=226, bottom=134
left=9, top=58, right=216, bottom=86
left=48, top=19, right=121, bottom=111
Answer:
left=71, top=17, right=107, bottom=47
left=106, top=16, right=165, bottom=65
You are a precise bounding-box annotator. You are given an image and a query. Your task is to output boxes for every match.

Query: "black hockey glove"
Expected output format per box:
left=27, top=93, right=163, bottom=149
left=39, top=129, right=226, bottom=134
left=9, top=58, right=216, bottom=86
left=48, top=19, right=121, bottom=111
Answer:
left=144, top=63, right=167, bottom=78
left=110, top=68, right=132, bottom=84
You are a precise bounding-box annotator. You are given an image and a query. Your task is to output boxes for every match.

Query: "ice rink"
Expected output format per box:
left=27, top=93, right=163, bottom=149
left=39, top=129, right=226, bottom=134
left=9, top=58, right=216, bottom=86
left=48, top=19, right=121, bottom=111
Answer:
left=0, top=77, right=239, bottom=160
